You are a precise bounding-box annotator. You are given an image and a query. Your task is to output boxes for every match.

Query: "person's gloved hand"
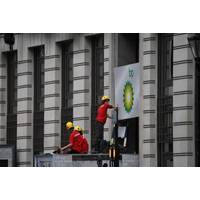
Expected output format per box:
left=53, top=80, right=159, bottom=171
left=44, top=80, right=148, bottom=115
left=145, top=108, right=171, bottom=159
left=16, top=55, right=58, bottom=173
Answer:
left=57, top=148, right=61, bottom=154
left=53, top=148, right=61, bottom=154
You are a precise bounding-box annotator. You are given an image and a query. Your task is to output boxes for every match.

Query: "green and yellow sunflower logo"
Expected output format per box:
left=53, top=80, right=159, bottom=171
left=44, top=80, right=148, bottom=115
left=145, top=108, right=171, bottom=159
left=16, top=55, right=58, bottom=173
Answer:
left=123, top=81, right=134, bottom=113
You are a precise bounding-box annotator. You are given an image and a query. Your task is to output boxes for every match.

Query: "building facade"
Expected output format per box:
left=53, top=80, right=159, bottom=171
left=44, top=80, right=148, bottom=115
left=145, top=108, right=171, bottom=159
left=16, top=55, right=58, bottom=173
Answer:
left=0, top=33, right=196, bottom=167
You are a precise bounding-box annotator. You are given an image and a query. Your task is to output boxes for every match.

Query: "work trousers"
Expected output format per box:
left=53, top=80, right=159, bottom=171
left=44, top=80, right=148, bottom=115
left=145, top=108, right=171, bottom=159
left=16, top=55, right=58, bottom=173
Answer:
left=95, top=121, right=104, bottom=153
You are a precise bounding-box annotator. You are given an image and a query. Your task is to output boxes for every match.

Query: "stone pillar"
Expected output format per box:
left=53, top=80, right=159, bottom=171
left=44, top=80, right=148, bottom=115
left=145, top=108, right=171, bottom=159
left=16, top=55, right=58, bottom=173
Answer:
left=43, top=41, right=61, bottom=153
left=73, top=35, right=90, bottom=149
left=139, top=33, right=158, bottom=167
left=103, top=33, right=114, bottom=141
left=0, top=53, right=7, bottom=145
left=173, top=34, right=195, bottom=167
left=17, top=46, right=33, bottom=167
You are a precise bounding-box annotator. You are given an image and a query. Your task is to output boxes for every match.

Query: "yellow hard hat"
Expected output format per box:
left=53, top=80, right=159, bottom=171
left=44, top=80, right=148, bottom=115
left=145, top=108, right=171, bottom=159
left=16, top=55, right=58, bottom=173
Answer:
left=74, top=125, right=82, bottom=132
left=66, top=121, right=74, bottom=129
left=101, top=95, right=110, bottom=101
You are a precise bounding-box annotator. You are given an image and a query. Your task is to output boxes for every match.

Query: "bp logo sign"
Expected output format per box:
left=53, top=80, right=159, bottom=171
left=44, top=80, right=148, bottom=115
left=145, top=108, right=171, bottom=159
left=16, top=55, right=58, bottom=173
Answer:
left=115, top=63, right=140, bottom=120
left=123, top=81, right=134, bottom=113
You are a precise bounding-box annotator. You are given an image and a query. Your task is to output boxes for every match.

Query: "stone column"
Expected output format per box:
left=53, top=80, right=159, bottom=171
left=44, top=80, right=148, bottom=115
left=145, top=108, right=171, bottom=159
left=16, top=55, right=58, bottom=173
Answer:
left=173, top=34, right=195, bottom=167
left=0, top=53, right=7, bottom=145
left=17, top=45, right=33, bottom=167
left=139, top=33, right=158, bottom=167
left=73, top=35, right=90, bottom=149
left=103, top=33, right=114, bottom=141
left=43, top=41, right=61, bottom=153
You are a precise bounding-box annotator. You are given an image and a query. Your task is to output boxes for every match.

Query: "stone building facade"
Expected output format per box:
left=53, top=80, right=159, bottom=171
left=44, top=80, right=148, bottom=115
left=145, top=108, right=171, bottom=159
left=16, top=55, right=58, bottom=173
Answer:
left=0, top=33, right=196, bottom=167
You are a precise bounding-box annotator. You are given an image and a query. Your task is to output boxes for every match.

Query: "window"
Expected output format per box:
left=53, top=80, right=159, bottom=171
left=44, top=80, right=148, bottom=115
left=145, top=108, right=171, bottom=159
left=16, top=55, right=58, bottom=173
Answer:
left=33, top=46, right=44, bottom=155
left=91, top=34, right=104, bottom=150
left=157, top=34, right=173, bottom=167
left=61, top=41, right=73, bottom=147
left=117, top=33, right=139, bottom=154
left=7, top=51, right=17, bottom=147
left=118, top=33, right=139, bottom=66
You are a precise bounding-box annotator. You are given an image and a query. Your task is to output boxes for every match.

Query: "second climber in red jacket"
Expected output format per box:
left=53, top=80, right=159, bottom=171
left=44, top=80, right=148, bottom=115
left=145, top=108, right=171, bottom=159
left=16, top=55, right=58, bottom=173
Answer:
left=59, top=125, right=89, bottom=154
left=78, top=126, right=89, bottom=154
left=95, top=95, right=115, bottom=153
left=59, top=126, right=82, bottom=154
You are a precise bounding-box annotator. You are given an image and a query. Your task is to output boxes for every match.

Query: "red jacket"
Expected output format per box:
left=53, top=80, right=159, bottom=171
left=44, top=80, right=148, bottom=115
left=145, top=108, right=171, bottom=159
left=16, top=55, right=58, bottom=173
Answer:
left=96, top=101, right=113, bottom=124
left=69, top=130, right=82, bottom=153
left=80, top=135, right=89, bottom=154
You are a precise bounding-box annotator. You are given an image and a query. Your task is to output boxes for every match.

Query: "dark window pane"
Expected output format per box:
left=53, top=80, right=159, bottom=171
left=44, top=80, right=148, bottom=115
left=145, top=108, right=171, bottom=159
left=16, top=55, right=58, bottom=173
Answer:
left=0, top=160, right=8, bottom=167
left=91, top=34, right=104, bottom=150
left=7, top=51, right=17, bottom=147
left=118, top=33, right=139, bottom=66
left=33, top=46, right=44, bottom=155
left=157, top=34, right=173, bottom=167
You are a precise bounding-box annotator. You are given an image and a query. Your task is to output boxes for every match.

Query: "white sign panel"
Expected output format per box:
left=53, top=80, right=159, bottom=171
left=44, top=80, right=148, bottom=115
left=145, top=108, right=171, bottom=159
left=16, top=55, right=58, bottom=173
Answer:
left=114, top=63, right=140, bottom=120
left=118, top=127, right=126, bottom=138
